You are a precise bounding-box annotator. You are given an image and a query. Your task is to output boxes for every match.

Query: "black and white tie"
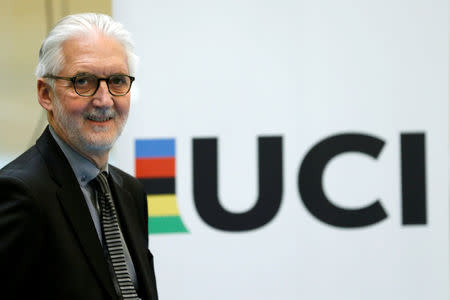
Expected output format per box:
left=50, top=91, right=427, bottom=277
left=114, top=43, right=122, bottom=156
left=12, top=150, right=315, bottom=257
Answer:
left=92, top=172, right=140, bottom=300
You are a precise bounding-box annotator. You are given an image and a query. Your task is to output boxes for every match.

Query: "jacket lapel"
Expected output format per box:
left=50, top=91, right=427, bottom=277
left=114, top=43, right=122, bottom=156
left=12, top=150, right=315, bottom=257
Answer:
left=36, top=128, right=116, bottom=298
left=109, top=171, right=158, bottom=300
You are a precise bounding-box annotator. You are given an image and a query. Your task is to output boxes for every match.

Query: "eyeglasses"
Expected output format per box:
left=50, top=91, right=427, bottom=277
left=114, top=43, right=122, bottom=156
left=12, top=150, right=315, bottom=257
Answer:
left=44, top=73, right=135, bottom=97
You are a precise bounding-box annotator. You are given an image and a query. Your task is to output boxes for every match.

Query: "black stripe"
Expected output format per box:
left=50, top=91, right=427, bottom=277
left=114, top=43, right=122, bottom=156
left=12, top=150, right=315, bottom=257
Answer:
left=401, top=133, right=427, bottom=225
left=139, top=178, right=175, bottom=194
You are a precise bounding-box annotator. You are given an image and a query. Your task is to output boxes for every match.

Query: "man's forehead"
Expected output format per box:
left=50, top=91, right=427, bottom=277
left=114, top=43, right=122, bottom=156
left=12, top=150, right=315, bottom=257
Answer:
left=60, top=33, right=128, bottom=75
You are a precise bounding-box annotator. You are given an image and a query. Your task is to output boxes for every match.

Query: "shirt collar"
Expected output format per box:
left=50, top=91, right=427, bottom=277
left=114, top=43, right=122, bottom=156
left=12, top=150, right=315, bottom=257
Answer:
left=49, top=126, right=108, bottom=187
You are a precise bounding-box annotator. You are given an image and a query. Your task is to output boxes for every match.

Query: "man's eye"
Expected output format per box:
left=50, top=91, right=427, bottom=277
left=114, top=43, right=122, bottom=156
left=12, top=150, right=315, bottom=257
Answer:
left=110, top=76, right=126, bottom=85
left=75, top=76, right=90, bottom=86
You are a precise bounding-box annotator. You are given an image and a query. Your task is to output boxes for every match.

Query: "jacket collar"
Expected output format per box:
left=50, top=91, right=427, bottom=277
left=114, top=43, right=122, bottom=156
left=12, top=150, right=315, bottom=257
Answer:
left=108, top=170, right=158, bottom=300
left=36, top=127, right=117, bottom=298
left=36, top=126, right=156, bottom=300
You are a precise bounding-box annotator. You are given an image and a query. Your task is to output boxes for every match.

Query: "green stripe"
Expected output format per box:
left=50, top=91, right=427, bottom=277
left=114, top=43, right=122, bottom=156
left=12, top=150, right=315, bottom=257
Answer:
left=148, top=216, right=189, bottom=234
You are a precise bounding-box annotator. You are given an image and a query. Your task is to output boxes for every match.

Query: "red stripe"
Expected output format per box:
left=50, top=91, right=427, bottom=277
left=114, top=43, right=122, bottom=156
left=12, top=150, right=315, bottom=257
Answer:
left=136, top=158, right=175, bottom=178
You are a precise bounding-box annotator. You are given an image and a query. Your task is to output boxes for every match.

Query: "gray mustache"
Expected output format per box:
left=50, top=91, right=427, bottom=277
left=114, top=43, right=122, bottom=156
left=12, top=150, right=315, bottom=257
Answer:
left=84, top=109, right=117, bottom=120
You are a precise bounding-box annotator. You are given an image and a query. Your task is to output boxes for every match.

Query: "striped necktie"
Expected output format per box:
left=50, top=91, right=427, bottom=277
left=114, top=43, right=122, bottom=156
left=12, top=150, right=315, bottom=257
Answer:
left=92, top=172, right=140, bottom=300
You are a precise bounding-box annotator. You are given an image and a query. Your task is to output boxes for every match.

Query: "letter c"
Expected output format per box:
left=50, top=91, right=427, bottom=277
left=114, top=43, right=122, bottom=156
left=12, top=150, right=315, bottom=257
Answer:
left=298, top=133, right=388, bottom=228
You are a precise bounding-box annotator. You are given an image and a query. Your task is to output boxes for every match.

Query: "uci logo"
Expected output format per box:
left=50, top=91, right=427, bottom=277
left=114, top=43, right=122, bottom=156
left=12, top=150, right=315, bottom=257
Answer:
left=136, top=132, right=426, bottom=234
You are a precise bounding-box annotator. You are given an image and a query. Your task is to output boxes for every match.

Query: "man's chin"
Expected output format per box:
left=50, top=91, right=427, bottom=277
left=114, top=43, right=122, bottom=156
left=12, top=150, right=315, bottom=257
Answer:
left=81, top=140, right=114, bottom=154
left=79, top=133, right=117, bottom=154
left=90, top=124, right=112, bottom=132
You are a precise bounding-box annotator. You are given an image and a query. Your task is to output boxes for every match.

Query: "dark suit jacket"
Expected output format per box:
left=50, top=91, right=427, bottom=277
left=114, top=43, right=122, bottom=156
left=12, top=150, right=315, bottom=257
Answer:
left=0, top=127, right=158, bottom=300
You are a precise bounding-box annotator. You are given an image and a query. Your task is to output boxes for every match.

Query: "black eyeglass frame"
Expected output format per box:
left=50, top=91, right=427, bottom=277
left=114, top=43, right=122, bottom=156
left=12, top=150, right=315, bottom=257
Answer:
left=43, top=73, right=135, bottom=97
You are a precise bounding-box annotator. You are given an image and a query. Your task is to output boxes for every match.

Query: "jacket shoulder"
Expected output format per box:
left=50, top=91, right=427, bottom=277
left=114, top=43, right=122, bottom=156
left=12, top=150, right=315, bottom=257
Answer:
left=0, top=145, right=51, bottom=186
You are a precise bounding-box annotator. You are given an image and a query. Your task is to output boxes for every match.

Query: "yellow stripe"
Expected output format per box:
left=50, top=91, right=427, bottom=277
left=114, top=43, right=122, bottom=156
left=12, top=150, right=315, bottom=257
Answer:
left=147, top=194, right=179, bottom=216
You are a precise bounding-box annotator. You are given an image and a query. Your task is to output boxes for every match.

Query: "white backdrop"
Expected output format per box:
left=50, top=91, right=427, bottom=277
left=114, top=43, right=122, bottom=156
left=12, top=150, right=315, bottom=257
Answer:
left=111, top=0, right=448, bottom=299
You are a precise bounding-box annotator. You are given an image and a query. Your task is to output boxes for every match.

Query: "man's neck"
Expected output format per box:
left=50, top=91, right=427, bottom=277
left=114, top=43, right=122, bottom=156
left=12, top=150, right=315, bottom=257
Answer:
left=49, top=125, right=109, bottom=170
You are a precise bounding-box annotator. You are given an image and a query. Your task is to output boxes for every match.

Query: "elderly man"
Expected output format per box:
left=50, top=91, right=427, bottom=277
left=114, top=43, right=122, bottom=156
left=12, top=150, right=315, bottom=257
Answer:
left=0, top=13, right=158, bottom=300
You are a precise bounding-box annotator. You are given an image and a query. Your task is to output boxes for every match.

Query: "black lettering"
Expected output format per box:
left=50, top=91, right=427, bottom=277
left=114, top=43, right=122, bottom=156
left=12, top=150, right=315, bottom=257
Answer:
left=193, top=137, right=283, bottom=231
left=298, top=133, right=387, bottom=228
left=401, top=133, right=427, bottom=225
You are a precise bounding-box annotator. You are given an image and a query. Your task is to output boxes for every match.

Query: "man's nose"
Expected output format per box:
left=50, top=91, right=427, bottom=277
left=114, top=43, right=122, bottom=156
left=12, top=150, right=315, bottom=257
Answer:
left=92, top=80, right=113, bottom=106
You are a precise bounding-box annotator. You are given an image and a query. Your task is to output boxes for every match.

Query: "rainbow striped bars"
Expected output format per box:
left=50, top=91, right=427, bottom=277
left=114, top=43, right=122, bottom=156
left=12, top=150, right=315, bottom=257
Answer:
left=135, top=139, right=188, bottom=234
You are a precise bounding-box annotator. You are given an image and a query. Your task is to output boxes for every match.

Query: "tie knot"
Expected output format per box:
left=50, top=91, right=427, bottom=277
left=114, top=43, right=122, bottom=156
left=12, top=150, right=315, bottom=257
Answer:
left=91, top=171, right=110, bottom=195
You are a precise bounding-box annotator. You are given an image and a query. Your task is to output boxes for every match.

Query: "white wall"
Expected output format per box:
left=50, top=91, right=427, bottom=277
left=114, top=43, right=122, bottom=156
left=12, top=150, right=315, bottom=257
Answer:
left=112, top=1, right=449, bottom=299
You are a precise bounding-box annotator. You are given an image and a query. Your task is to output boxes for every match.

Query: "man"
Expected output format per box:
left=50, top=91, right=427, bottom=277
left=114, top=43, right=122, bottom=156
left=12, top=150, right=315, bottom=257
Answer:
left=0, top=13, right=158, bottom=300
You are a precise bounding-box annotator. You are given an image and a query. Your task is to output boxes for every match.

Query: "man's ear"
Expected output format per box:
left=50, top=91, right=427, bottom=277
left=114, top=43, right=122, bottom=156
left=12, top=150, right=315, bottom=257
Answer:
left=37, top=78, right=54, bottom=111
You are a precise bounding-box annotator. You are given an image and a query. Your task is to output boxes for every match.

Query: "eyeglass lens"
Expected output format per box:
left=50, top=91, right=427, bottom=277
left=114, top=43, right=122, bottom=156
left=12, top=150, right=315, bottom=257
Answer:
left=74, top=74, right=131, bottom=96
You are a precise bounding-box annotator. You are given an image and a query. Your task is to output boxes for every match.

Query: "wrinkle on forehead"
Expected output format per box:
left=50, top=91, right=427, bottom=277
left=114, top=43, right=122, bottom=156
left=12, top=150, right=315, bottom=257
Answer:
left=60, top=33, right=129, bottom=77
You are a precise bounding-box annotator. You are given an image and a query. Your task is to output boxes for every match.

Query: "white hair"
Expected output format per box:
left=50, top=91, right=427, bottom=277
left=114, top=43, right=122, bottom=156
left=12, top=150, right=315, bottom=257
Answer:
left=35, top=13, right=138, bottom=81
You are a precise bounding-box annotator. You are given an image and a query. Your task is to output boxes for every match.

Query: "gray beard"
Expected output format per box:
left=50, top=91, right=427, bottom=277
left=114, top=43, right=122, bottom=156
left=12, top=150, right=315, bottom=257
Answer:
left=52, top=95, right=127, bottom=156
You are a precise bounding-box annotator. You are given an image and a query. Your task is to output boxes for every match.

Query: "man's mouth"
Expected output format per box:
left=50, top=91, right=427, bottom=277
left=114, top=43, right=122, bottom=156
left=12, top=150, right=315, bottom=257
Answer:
left=87, top=115, right=113, bottom=122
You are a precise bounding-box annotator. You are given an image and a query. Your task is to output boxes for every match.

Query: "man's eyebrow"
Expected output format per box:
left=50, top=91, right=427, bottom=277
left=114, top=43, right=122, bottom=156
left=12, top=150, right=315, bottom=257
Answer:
left=73, top=72, right=129, bottom=77
left=74, top=72, right=93, bottom=76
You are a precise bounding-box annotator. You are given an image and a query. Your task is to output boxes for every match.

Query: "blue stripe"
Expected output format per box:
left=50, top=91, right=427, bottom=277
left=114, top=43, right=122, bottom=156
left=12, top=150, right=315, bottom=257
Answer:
left=136, top=139, right=175, bottom=158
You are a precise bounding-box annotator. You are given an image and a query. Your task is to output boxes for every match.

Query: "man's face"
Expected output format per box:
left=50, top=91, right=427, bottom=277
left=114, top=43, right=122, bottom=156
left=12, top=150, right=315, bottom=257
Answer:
left=48, top=34, right=130, bottom=156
